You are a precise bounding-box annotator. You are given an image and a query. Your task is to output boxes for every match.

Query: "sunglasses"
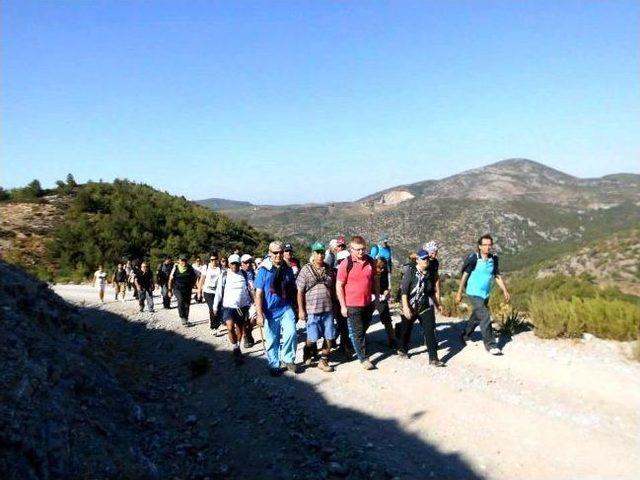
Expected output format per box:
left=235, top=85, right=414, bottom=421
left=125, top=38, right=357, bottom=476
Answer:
left=270, top=251, right=284, bottom=255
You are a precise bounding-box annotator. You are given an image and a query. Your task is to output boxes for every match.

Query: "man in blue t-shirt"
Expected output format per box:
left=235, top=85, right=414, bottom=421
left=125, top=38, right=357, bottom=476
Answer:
left=455, top=234, right=511, bottom=355
left=255, top=241, right=299, bottom=376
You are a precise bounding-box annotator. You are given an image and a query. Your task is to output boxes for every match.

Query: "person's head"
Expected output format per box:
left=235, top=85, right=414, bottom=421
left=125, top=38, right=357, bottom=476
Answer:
left=336, top=235, right=346, bottom=251
left=220, top=257, right=228, bottom=268
left=375, top=258, right=387, bottom=274
left=117, top=263, right=123, bottom=270
left=379, top=234, right=389, bottom=246
left=98, top=264, right=103, bottom=271
left=268, top=241, right=284, bottom=266
left=349, top=236, right=367, bottom=260
left=164, top=255, right=172, bottom=264
left=310, top=242, right=326, bottom=266
left=228, top=254, right=241, bottom=272
left=416, top=249, right=430, bottom=272
left=283, top=243, right=293, bottom=261
left=255, top=257, right=263, bottom=268
left=240, top=254, right=253, bottom=270
left=141, top=262, right=148, bottom=271
left=477, top=234, right=493, bottom=256
left=423, top=240, right=439, bottom=259
left=179, top=253, right=188, bottom=265
left=328, top=239, right=338, bottom=252
left=408, top=253, right=418, bottom=264
left=208, top=251, right=219, bottom=266
left=193, top=257, right=201, bottom=266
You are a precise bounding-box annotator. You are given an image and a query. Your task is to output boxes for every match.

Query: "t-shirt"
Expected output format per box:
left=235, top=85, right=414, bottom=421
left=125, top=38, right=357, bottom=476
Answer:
left=214, top=270, right=252, bottom=309
left=255, top=263, right=296, bottom=319
left=94, top=270, right=107, bottom=286
left=336, top=254, right=375, bottom=308
left=201, top=265, right=222, bottom=294
left=465, top=256, right=497, bottom=300
left=296, top=263, right=334, bottom=314
left=135, top=270, right=154, bottom=290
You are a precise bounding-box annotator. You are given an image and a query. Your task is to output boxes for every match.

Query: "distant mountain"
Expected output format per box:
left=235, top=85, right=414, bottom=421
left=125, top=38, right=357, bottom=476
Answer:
left=197, top=197, right=254, bottom=210
left=202, top=159, right=640, bottom=280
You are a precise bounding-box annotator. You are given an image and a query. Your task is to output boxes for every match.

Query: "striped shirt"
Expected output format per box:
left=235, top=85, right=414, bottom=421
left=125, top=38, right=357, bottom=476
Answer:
left=296, top=263, right=334, bottom=314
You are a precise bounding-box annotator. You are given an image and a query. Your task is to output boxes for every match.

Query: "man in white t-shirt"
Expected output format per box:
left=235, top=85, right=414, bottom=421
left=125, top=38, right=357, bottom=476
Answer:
left=199, top=252, right=223, bottom=333
left=93, top=265, right=107, bottom=303
left=213, top=254, right=254, bottom=365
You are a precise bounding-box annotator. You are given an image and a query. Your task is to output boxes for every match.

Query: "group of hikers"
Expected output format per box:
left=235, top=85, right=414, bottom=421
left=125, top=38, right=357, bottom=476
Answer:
left=93, top=233, right=511, bottom=376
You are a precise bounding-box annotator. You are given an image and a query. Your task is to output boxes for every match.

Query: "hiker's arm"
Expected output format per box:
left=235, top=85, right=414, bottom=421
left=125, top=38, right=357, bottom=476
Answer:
left=336, top=280, right=347, bottom=318
left=455, top=272, right=469, bottom=304
left=255, top=288, right=265, bottom=326
left=296, top=288, right=306, bottom=321
left=401, top=294, right=412, bottom=319
left=495, top=275, right=511, bottom=303
left=434, top=276, right=441, bottom=306
left=373, top=272, right=380, bottom=305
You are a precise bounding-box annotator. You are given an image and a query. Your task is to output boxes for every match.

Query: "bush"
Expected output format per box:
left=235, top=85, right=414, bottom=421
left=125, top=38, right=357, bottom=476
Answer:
left=530, top=293, right=640, bottom=341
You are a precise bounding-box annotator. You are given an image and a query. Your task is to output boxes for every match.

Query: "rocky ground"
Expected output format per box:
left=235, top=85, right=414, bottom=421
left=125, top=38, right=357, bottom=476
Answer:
left=2, top=262, right=640, bottom=479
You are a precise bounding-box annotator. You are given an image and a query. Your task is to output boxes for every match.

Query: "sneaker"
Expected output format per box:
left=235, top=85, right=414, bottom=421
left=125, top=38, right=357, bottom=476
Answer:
left=244, top=335, right=255, bottom=349
left=211, top=327, right=218, bottom=336
left=361, top=359, right=375, bottom=370
left=429, top=359, right=446, bottom=367
left=460, top=332, right=469, bottom=346
left=139, top=307, right=144, bottom=312
left=268, top=368, right=282, bottom=377
left=180, top=318, right=188, bottom=327
left=317, top=358, right=334, bottom=372
left=396, top=349, right=409, bottom=359
left=284, top=362, right=299, bottom=374
left=489, top=347, right=503, bottom=356
left=149, top=309, right=155, bottom=313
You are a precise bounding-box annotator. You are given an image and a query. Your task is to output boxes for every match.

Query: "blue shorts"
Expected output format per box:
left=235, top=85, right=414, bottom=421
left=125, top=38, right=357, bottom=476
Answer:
left=222, top=306, right=249, bottom=324
left=307, top=311, right=336, bottom=342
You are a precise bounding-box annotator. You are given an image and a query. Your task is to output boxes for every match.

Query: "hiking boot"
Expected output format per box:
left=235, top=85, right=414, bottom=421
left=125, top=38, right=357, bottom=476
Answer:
left=460, top=332, right=469, bottom=346
left=303, top=345, right=313, bottom=365
left=244, top=334, right=255, bottom=349
left=489, top=347, right=503, bottom=356
left=149, top=309, right=155, bottom=313
left=396, top=349, right=409, bottom=359
left=180, top=317, right=189, bottom=327
left=233, top=348, right=244, bottom=365
left=284, top=362, right=299, bottom=374
left=139, top=307, right=144, bottom=312
left=269, top=368, right=283, bottom=377
left=317, top=358, right=334, bottom=372
left=361, top=359, right=375, bottom=370
left=429, top=359, right=446, bottom=367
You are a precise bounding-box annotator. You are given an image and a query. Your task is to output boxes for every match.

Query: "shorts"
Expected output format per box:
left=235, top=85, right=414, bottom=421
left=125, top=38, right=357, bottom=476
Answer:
left=222, top=306, right=249, bottom=324
left=307, top=311, right=336, bottom=342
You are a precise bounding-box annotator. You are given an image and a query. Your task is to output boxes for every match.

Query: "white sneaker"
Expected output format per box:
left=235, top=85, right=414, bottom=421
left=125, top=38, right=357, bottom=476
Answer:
left=489, top=347, right=502, bottom=356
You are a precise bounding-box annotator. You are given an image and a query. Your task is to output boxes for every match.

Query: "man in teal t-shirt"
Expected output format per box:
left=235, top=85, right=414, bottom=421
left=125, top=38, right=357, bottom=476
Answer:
left=456, top=234, right=511, bottom=355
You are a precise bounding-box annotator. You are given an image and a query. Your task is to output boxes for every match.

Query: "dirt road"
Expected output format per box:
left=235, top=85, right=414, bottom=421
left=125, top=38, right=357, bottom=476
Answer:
left=54, top=284, right=640, bottom=479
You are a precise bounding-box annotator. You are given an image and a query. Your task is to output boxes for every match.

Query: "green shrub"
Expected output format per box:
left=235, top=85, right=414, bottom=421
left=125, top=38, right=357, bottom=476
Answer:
left=530, top=293, right=640, bottom=341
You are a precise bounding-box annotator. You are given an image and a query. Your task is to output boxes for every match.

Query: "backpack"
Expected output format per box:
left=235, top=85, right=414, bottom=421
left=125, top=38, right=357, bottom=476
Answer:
left=461, top=252, right=499, bottom=276
left=394, top=262, right=416, bottom=302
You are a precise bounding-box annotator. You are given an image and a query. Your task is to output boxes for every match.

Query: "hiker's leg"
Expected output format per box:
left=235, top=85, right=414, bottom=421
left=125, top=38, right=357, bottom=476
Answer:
left=476, top=298, right=497, bottom=350
left=347, top=307, right=366, bottom=361
left=418, top=306, right=439, bottom=361
left=464, top=297, right=482, bottom=338
left=146, top=289, right=154, bottom=311
left=279, top=307, right=297, bottom=365
left=264, top=314, right=282, bottom=369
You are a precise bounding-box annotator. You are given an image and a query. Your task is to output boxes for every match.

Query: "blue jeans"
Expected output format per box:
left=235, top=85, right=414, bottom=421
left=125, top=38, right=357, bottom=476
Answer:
left=264, top=307, right=297, bottom=369
left=347, top=304, right=374, bottom=361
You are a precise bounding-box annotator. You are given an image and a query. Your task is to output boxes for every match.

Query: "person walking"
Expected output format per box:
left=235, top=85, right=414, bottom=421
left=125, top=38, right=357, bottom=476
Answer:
left=93, top=265, right=107, bottom=303
left=423, top=240, right=442, bottom=307
left=375, top=258, right=397, bottom=349
left=112, top=263, right=127, bottom=302
left=456, top=234, right=511, bottom=355
left=135, top=261, right=155, bottom=313
left=296, top=242, right=336, bottom=372
left=255, top=241, right=299, bottom=377
left=240, top=253, right=257, bottom=348
left=336, top=236, right=379, bottom=370
left=156, top=255, right=174, bottom=309
left=199, top=252, right=223, bottom=333
left=213, top=254, right=254, bottom=365
left=169, top=254, right=198, bottom=327
left=397, top=249, right=444, bottom=366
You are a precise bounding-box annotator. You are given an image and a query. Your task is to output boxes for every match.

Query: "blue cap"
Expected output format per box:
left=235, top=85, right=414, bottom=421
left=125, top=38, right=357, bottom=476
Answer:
left=417, top=249, right=429, bottom=260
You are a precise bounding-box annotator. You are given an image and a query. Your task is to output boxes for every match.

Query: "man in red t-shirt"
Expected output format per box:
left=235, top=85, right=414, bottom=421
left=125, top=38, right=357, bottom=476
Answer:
left=336, top=235, right=379, bottom=370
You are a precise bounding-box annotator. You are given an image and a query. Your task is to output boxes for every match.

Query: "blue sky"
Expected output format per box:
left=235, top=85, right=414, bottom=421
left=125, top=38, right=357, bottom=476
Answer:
left=2, top=0, right=639, bottom=204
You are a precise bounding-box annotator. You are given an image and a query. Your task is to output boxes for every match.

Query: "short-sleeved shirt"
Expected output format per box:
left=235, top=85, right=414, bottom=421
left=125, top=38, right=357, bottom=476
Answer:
left=201, top=265, right=222, bottom=294
left=296, top=263, right=334, bottom=314
left=135, top=270, right=154, bottom=290
left=255, top=263, right=296, bottom=319
left=465, top=256, right=497, bottom=300
left=94, top=270, right=107, bottom=286
left=336, top=254, right=375, bottom=307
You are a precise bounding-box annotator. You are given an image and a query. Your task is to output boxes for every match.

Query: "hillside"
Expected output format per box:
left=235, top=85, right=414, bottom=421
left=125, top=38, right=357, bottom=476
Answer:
left=0, top=180, right=271, bottom=281
left=204, top=159, right=640, bottom=281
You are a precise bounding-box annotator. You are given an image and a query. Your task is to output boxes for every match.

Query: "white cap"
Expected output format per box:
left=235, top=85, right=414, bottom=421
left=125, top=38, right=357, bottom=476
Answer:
left=240, top=254, right=253, bottom=263
left=336, top=250, right=350, bottom=261
left=228, top=254, right=241, bottom=264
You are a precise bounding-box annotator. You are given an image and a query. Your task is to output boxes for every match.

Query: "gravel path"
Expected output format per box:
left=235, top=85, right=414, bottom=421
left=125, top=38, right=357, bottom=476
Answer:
left=54, top=284, right=640, bottom=480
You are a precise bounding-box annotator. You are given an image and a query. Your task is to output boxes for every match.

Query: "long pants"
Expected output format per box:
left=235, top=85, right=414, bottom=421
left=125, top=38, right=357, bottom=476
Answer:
left=464, top=295, right=497, bottom=350
left=114, top=282, right=126, bottom=300
left=264, top=307, right=297, bottom=369
left=203, top=292, right=220, bottom=328
left=336, top=311, right=352, bottom=351
left=160, top=284, right=171, bottom=309
left=138, top=288, right=155, bottom=312
left=174, top=289, right=191, bottom=320
left=347, top=304, right=374, bottom=361
left=398, top=306, right=438, bottom=361
left=376, top=300, right=393, bottom=326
